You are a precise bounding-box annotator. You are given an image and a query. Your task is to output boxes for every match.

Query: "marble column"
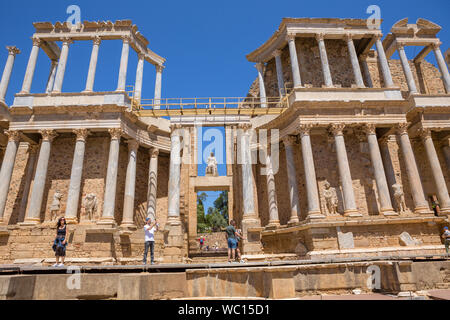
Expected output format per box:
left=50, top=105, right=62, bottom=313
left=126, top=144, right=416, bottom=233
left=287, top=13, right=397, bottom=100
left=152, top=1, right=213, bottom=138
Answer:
left=52, top=38, right=73, bottom=93
left=432, top=42, right=450, bottom=93
left=84, top=36, right=101, bottom=92
left=0, top=46, right=20, bottom=102
left=287, top=34, right=302, bottom=87
left=419, top=128, right=450, bottom=214
left=363, top=124, right=396, bottom=216
left=255, top=63, right=267, bottom=108
left=265, top=153, right=280, bottom=228
left=329, top=124, right=360, bottom=216
left=316, top=33, right=333, bottom=87
left=240, top=124, right=256, bottom=217
left=147, top=148, right=159, bottom=221
left=374, top=36, right=394, bottom=88
left=282, top=136, right=300, bottom=224
left=442, top=138, right=450, bottom=170
left=396, top=123, right=429, bottom=214
left=45, top=60, right=58, bottom=93
left=397, top=42, right=418, bottom=94
left=0, top=130, right=20, bottom=222
left=65, top=129, right=89, bottom=223
left=153, top=65, right=163, bottom=109
left=20, top=38, right=41, bottom=94
left=298, top=124, right=324, bottom=219
left=359, top=54, right=373, bottom=88
left=99, top=128, right=122, bottom=224
left=25, top=129, right=58, bottom=224
left=134, top=53, right=145, bottom=103
left=121, top=139, right=139, bottom=227
left=17, top=144, right=38, bottom=223
left=345, top=34, right=365, bottom=88
left=116, top=36, right=130, bottom=92
left=167, top=125, right=182, bottom=223
left=273, top=50, right=285, bottom=95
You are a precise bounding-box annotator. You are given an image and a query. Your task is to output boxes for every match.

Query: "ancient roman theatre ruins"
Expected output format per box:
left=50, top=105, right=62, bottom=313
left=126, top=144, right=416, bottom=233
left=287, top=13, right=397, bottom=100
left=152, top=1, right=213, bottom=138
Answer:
left=0, top=17, right=449, bottom=299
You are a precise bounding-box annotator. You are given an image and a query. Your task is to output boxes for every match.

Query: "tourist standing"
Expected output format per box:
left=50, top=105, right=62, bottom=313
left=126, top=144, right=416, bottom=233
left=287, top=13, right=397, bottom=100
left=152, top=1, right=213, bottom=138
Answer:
left=225, top=220, right=244, bottom=263
left=442, top=227, right=450, bottom=255
left=143, top=218, right=158, bottom=265
left=52, top=217, right=68, bottom=267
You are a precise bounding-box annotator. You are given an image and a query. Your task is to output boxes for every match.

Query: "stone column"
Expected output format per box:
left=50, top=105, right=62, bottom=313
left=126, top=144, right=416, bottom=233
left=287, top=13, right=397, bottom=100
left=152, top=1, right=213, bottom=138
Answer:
left=121, top=139, right=139, bottom=227
left=167, top=125, right=182, bottom=223
left=359, top=54, right=373, bottom=88
left=84, top=36, right=101, bottom=92
left=442, top=138, right=450, bottom=170
left=147, top=148, right=159, bottom=221
left=432, top=42, right=450, bottom=93
left=345, top=34, right=365, bottom=88
left=240, top=124, right=255, bottom=217
left=52, top=38, right=73, bottom=93
left=316, top=33, right=333, bottom=87
left=255, top=63, right=267, bottom=108
left=153, top=65, right=163, bottom=109
left=0, top=46, right=20, bottom=102
left=0, top=131, right=20, bottom=222
left=298, top=124, right=324, bottom=219
left=396, top=123, right=429, bottom=214
left=374, top=36, right=395, bottom=88
left=99, top=128, right=122, bottom=225
left=273, top=50, right=285, bottom=95
left=17, top=144, right=38, bottom=223
left=45, top=60, right=58, bottom=93
left=265, top=153, right=280, bottom=228
left=397, top=42, right=418, bottom=94
left=20, top=38, right=41, bottom=94
left=116, top=36, right=130, bottom=92
left=363, top=124, right=396, bottom=216
left=134, top=53, right=145, bottom=103
left=419, top=128, right=450, bottom=214
left=287, top=34, right=302, bottom=87
left=65, top=129, right=89, bottom=224
left=329, top=124, right=360, bottom=216
left=24, top=130, right=58, bottom=224
left=282, top=136, right=301, bottom=224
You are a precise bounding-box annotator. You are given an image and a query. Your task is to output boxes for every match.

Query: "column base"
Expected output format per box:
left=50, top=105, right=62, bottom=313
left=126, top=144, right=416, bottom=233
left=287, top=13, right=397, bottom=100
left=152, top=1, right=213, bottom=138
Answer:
left=97, top=217, right=117, bottom=228
left=382, top=210, right=399, bottom=217
left=438, top=207, right=450, bottom=215
left=307, top=211, right=326, bottom=221
left=120, top=221, right=137, bottom=229
left=414, top=206, right=432, bottom=215
left=241, top=214, right=263, bottom=256
left=344, top=209, right=362, bottom=217
left=65, top=217, right=78, bottom=224
left=266, top=220, right=280, bottom=230
left=19, top=218, right=40, bottom=226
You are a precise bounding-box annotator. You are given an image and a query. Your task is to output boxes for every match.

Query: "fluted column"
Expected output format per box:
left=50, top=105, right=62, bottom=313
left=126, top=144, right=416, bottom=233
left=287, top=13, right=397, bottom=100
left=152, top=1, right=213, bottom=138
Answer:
left=265, top=153, right=279, bottom=228
left=134, top=53, right=145, bottom=103
left=396, top=123, right=429, bottom=214
left=121, top=139, right=139, bottom=227
left=287, top=34, right=302, bottom=87
left=282, top=136, right=300, bottom=224
left=116, top=36, right=130, bottom=92
left=329, top=124, right=360, bottom=216
left=0, top=46, right=20, bottom=102
left=419, top=128, right=450, bottom=214
left=345, top=34, right=365, bottom=88
left=374, top=36, right=395, bottom=88
left=273, top=50, right=285, bottom=95
left=153, top=65, right=163, bottom=109
left=167, top=125, right=182, bottom=224
left=20, top=38, right=41, bottom=94
left=255, top=63, right=267, bottom=108
left=240, top=124, right=256, bottom=217
left=84, top=36, right=101, bottom=92
left=45, top=60, right=58, bottom=93
left=25, top=130, right=58, bottom=224
left=397, top=42, right=418, bottom=94
left=17, top=144, right=38, bottom=223
left=316, top=33, right=333, bottom=87
left=363, top=124, right=396, bottom=216
left=65, top=129, right=89, bottom=223
left=432, top=42, right=450, bottom=93
left=147, top=148, right=159, bottom=221
left=0, top=130, right=20, bottom=222
left=99, top=128, right=122, bottom=224
left=52, top=38, right=73, bottom=93
left=359, top=54, right=373, bottom=88
left=298, top=124, right=324, bottom=219
left=442, top=138, right=450, bottom=170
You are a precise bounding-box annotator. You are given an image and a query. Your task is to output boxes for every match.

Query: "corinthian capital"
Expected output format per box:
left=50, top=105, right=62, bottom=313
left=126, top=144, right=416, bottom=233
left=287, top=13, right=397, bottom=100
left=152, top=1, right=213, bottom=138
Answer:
left=329, top=123, right=345, bottom=136
left=149, top=147, right=159, bottom=158
left=39, top=129, right=58, bottom=142
left=418, top=127, right=432, bottom=140
left=396, top=123, right=409, bottom=135
left=6, top=46, right=20, bottom=56
left=32, top=38, right=42, bottom=47
left=92, top=36, right=102, bottom=46
left=155, top=64, right=164, bottom=73
left=298, top=124, right=313, bottom=137
left=282, top=135, right=296, bottom=147
left=5, top=130, right=20, bottom=142
left=108, top=128, right=123, bottom=140
left=73, top=128, right=89, bottom=141
left=363, top=123, right=377, bottom=135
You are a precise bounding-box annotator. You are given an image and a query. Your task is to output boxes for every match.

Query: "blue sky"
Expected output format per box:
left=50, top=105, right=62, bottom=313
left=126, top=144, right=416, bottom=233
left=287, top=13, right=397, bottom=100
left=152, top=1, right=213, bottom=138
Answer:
left=0, top=0, right=449, bottom=214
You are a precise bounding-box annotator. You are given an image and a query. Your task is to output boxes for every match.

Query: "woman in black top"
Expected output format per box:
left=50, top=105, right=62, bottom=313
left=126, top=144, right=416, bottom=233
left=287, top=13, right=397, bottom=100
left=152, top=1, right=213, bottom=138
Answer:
left=52, top=217, right=68, bottom=267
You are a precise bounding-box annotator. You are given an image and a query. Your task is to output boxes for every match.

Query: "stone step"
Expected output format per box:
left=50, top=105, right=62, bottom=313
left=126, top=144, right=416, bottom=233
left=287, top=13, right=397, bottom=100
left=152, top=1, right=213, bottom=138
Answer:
left=435, top=283, right=450, bottom=289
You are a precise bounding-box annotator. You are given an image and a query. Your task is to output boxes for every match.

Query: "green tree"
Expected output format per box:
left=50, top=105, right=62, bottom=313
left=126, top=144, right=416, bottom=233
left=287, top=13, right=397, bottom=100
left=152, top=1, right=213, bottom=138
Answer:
left=213, top=191, right=229, bottom=221
left=197, top=192, right=208, bottom=232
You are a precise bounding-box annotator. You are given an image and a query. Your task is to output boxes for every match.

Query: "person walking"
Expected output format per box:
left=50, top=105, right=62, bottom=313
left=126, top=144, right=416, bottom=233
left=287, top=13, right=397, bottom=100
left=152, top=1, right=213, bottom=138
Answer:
left=442, top=226, right=450, bottom=255
left=52, top=217, right=68, bottom=267
left=143, top=218, right=158, bottom=265
left=225, top=220, right=244, bottom=263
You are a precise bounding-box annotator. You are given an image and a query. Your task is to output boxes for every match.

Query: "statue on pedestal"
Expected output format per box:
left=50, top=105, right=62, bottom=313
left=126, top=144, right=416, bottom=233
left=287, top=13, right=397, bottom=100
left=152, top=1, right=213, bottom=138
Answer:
left=392, top=183, right=406, bottom=214
left=205, top=152, right=218, bottom=177
left=83, top=193, right=98, bottom=221
left=323, top=180, right=338, bottom=215
left=50, top=191, right=62, bottom=221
